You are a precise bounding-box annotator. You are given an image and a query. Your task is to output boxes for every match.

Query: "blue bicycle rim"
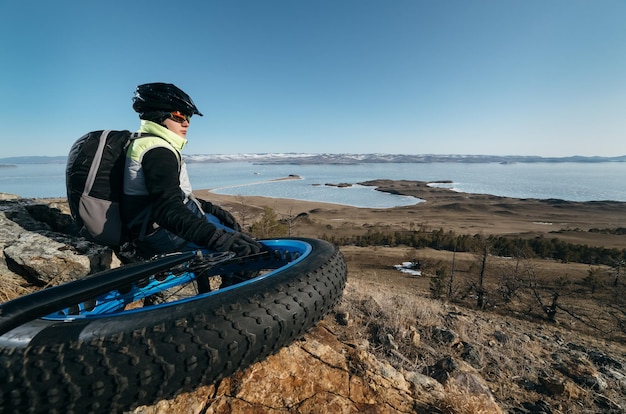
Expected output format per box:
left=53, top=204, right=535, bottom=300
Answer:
left=42, top=239, right=312, bottom=321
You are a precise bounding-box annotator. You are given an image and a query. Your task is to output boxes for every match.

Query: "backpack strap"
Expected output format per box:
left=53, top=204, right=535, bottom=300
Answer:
left=82, top=130, right=112, bottom=197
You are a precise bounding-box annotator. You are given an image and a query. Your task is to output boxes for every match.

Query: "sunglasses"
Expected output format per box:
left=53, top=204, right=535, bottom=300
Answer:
left=168, top=111, right=192, bottom=124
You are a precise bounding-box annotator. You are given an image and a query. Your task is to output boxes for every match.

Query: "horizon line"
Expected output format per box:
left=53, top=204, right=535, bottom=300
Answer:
left=2, top=153, right=626, bottom=160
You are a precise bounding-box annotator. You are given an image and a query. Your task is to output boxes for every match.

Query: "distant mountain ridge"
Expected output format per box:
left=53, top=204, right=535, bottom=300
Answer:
left=0, top=156, right=67, bottom=165
left=184, top=153, right=626, bottom=164
left=2, top=153, right=626, bottom=165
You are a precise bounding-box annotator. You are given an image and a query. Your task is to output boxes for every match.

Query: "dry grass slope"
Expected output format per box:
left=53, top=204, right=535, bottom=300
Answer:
left=2, top=185, right=625, bottom=413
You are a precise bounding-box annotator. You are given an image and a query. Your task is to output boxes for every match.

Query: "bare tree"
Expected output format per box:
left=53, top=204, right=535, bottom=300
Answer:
left=605, top=275, right=626, bottom=335
left=544, top=292, right=559, bottom=322
left=523, top=260, right=559, bottom=321
left=476, top=244, right=488, bottom=309
left=278, top=206, right=298, bottom=236
left=613, top=260, right=624, bottom=287
left=234, top=195, right=255, bottom=231
left=495, top=248, right=522, bottom=305
left=582, top=267, right=603, bottom=294
left=447, top=248, right=456, bottom=300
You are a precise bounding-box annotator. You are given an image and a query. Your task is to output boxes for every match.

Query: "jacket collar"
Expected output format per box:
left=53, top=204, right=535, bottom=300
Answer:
left=138, top=120, right=187, bottom=151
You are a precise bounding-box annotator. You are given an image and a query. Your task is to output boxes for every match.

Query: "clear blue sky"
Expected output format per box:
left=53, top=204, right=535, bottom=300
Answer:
left=1, top=0, right=624, bottom=157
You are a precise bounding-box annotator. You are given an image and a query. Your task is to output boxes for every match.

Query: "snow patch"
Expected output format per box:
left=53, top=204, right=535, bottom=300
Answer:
left=394, top=262, right=421, bottom=276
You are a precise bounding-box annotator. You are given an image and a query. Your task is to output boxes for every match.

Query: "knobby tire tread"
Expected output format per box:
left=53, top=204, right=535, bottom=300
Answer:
left=0, top=238, right=346, bottom=414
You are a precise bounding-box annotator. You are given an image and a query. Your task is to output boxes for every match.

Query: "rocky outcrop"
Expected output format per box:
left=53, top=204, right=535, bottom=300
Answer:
left=0, top=197, right=119, bottom=289
left=1, top=195, right=624, bottom=413
left=130, top=323, right=503, bottom=414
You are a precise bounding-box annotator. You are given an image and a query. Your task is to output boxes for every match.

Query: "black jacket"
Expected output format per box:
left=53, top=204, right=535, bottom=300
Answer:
left=125, top=146, right=219, bottom=246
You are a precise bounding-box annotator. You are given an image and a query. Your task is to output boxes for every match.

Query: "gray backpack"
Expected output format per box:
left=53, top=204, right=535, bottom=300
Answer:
left=66, top=130, right=147, bottom=247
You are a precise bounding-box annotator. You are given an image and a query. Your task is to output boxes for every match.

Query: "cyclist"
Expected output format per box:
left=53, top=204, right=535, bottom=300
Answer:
left=122, top=82, right=262, bottom=259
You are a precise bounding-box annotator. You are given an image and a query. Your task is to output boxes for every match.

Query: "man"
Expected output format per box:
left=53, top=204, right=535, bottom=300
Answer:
left=122, top=82, right=262, bottom=258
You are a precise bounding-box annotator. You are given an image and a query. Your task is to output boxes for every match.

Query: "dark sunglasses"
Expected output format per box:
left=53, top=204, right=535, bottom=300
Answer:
left=169, top=111, right=192, bottom=124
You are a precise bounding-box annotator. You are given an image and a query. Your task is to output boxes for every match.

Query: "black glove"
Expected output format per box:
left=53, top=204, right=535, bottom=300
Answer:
left=201, top=200, right=241, bottom=231
left=207, top=229, right=263, bottom=257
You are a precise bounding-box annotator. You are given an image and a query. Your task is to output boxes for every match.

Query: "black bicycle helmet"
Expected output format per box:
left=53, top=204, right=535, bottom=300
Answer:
left=133, top=83, right=203, bottom=120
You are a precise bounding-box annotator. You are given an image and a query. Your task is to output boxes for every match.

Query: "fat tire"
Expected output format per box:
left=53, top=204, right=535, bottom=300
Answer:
left=0, top=238, right=347, bottom=414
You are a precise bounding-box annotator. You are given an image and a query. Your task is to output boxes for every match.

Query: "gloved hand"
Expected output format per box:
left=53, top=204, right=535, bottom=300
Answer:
left=201, top=200, right=241, bottom=231
left=207, top=229, right=263, bottom=257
